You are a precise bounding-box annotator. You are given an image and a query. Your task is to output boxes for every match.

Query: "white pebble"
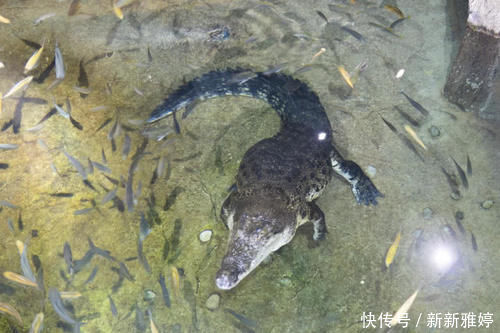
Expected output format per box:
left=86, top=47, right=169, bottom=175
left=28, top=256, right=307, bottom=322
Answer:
left=205, top=293, right=220, bottom=310
left=199, top=229, right=213, bottom=242
left=395, top=69, right=405, bottom=79
left=366, top=165, right=376, bottom=177
left=0, top=61, right=4, bottom=69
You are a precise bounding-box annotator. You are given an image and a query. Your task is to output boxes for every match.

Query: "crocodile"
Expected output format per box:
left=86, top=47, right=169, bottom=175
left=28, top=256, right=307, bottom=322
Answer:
left=147, top=68, right=383, bottom=290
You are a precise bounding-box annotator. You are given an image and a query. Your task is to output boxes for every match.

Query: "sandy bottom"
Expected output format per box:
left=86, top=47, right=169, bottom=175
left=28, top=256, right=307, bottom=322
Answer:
left=0, top=0, right=498, bottom=332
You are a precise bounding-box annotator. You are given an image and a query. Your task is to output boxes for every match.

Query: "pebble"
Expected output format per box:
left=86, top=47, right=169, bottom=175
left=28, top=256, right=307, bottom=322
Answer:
left=143, top=289, right=156, bottom=301
left=429, top=126, right=440, bottom=137
left=205, top=293, right=220, bottom=310
left=481, top=200, right=494, bottom=209
left=366, top=165, right=376, bottom=177
left=199, top=229, right=212, bottom=243
left=450, top=192, right=461, bottom=200
left=455, top=211, right=464, bottom=220
left=422, top=207, right=433, bottom=219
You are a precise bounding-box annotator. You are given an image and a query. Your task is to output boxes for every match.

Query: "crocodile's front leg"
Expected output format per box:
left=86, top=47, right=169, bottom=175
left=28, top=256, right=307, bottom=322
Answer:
left=330, top=148, right=383, bottom=205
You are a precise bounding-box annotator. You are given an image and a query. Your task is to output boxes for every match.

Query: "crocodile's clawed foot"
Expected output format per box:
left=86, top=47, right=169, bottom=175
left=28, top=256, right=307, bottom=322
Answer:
left=352, top=177, right=384, bottom=206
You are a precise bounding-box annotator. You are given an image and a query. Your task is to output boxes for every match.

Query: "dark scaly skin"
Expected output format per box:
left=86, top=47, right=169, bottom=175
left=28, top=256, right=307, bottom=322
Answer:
left=147, top=69, right=383, bottom=290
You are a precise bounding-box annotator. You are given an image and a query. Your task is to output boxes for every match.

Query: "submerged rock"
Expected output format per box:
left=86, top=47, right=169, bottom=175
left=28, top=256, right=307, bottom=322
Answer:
left=429, top=126, right=440, bottom=137
left=199, top=229, right=213, bottom=243
left=481, top=200, right=494, bottom=209
left=205, top=293, right=220, bottom=310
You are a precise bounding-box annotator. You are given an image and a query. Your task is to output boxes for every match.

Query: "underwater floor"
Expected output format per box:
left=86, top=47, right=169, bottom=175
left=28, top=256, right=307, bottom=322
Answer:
left=0, top=0, right=499, bottom=332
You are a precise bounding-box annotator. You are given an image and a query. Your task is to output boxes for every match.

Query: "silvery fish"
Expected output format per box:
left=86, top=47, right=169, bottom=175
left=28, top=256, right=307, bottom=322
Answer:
left=3, top=76, right=34, bottom=99
left=54, top=42, right=65, bottom=79
left=48, top=288, right=80, bottom=327
left=62, top=149, right=87, bottom=180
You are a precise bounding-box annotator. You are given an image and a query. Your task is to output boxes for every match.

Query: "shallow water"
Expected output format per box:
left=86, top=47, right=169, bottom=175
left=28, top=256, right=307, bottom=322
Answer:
left=0, top=0, right=499, bottom=332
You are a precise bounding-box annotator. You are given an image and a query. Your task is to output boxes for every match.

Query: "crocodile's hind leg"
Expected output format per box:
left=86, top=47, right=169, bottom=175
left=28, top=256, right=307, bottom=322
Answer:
left=304, top=201, right=327, bottom=241
left=330, top=148, right=383, bottom=205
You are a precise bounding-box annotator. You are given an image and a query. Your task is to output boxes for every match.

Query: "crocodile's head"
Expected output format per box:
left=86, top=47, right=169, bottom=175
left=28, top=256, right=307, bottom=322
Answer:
left=216, top=195, right=296, bottom=290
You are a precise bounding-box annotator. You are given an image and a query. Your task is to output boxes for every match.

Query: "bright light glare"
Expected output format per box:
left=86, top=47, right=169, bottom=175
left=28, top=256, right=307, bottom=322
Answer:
left=318, top=132, right=326, bottom=141
left=432, top=245, right=457, bottom=271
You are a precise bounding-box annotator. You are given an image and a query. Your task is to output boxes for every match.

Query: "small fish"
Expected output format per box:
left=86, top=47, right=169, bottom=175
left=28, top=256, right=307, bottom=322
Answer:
left=60, top=291, right=82, bottom=299
left=29, top=312, right=44, bottom=333
left=74, top=207, right=93, bottom=215
left=18, top=37, right=41, bottom=49
left=385, top=230, right=401, bottom=269
left=384, top=4, right=405, bottom=18
left=63, top=242, right=74, bottom=275
left=24, top=40, right=45, bottom=74
left=54, top=42, right=65, bottom=79
left=341, top=26, right=364, bottom=41
left=390, top=16, right=410, bottom=29
left=0, top=200, right=19, bottom=209
left=1, top=120, right=13, bottom=132
left=263, top=63, right=288, bottom=76
left=68, top=0, right=80, bottom=16
left=311, top=47, right=326, bottom=61
left=34, top=58, right=55, bottom=84
left=0, top=144, right=19, bottom=150
left=454, top=211, right=465, bottom=234
left=390, top=288, right=419, bottom=328
left=471, top=232, right=478, bottom=251
left=0, top=163, right=9, bottom=169
left=225, top=308, right=258, bottom=328
left=451, top=157, right=468, bottom=189
left=172, top=110, right=181, bottom=134
left=96, top=117, right=113, bottom=133
left=34, top=13, right=56, bottom=25
left=163, top=186, right=184, bottom=211
left=87, top=158, right=94, bottom=174
left=400, top=91, right=429, bottom=116
left=62, top=149, right=87, bottom=180
left=91, top=105, right=108, bottom=112
left=3, top=76, right=34, bottom=99
left=400, top=135, right=424, bottom=161
left=147, top=47, right=153, bottom=62
left=49, top=288, right=80, bottom=327
left=135, top=304, right=146, bottom=331
left=369, top=22, right=400, bottom=37
left=82, top=266, right=98, bottom=286
left=17, top=212, right=23, bottom=231
left=338, top=65, right=353, bottom=89
left=404, top=125, right=427, bottom=150
left=70, top=116, right=83, bottom=130
left=0, top=302, right=22, bottom=325
left=108, top=295, right=118, bottom=317
left=12, top=93, right=25, bottom=134
left=49, top=192, right=74, bottom=197
left=380, top=116, right=398, bottom=133
left=134, top=87, right=144, bottom=96
left=158, top=273, right=171, bottom=308
left=54, top=103, right=69, bottom=119
left=171, top=266, right=181, bottom=298
left=101, top=187, right=118, bottom=204
left=147, top=309, right=159, bottom=333
left=466, top=154, right=472, bottom=176
left=107, top=119, right=120, bottom=140
left=3, top=271, right=38, bottom=288
left=73, top=86, right=90, bottom=95
left=78, top=60, right=89, bottom=98
left=316, top=10, right=328, bottom=23
left=440, top=164, right=457, bottom=189
left=122, top=134, right=131, bottom=159
left=113, top=4, right=124, bottom=20
left=395, top=106, right=419, bottom=127
left=119, top=262, right=135, bottom=281
left=0, top=14, right=11, bottom=24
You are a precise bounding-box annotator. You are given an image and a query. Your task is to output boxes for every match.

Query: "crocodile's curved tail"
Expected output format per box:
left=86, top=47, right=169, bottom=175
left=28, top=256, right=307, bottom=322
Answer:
left=147, top=68, right=332, bottom=136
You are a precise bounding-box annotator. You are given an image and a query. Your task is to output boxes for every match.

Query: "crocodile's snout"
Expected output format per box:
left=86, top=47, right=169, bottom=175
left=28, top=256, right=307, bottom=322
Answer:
left=215, top=269, right=239, bottom=290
